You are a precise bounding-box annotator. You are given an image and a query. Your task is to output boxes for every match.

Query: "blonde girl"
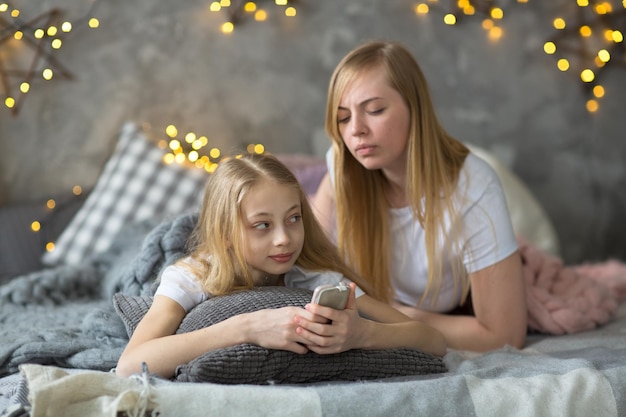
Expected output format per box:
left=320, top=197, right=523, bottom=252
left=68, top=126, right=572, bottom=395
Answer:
left=117, top=153, right=446, bottom=378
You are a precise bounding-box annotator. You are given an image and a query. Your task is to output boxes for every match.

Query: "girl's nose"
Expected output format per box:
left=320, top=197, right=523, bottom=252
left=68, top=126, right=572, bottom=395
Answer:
left=273, top=226, right=290, bottom=246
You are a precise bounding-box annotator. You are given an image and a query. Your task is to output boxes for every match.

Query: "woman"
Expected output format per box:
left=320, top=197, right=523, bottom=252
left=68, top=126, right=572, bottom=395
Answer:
left=312, top=40, right=527, bottom=352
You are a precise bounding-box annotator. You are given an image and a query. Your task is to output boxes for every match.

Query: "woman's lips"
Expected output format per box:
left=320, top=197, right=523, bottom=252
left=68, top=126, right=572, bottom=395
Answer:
left=355, top=144, right=376, bottom=156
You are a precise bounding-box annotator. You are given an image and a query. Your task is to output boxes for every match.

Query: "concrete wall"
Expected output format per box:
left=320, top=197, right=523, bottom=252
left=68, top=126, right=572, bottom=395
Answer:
left=1, top=0, right=625, bottom=264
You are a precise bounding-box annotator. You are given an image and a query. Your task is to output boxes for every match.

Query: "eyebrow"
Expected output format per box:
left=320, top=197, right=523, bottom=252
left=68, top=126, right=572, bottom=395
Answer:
left=247, top=203, right=301, bottom=220
left=338, top=97, right=383, bottom=111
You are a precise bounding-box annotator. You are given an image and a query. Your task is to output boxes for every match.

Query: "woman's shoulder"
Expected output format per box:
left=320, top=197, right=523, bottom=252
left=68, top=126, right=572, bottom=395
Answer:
left=458, top=153, right=503, bottom=197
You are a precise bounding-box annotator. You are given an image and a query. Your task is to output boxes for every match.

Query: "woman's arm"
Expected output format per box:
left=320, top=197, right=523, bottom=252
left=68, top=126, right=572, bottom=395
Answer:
left=296, top=283, right=447, bottom=357
left=116, top=295, right=314, bottom=378
left=310, top=173, right=336, bottom=238
left=393, top=252, right=527, bottom=351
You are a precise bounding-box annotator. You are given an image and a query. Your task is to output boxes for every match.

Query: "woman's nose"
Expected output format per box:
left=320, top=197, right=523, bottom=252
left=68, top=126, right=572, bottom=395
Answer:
left=351, top=114, right=367, bottom=136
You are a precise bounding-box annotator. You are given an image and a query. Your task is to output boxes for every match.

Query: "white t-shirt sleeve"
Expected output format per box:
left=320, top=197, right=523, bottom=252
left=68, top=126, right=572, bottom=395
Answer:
left=154, top=260, right=207, bottom=312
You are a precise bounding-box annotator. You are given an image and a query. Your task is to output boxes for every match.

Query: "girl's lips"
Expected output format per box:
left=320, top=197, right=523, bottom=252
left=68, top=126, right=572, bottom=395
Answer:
left=269, top=253, right=294, bottom=263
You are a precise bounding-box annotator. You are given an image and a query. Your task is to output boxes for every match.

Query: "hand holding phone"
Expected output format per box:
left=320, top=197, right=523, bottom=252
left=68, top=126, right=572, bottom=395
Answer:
left=311, top=283, right=350, bottom=310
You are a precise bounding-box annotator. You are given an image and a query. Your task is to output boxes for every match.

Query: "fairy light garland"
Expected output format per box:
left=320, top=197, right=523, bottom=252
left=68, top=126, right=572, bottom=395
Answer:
left=208, top=0, right=298, bottom=34
left=0, top=1, right=101, bottom=116
left=543, top=0, right=625, bottom=113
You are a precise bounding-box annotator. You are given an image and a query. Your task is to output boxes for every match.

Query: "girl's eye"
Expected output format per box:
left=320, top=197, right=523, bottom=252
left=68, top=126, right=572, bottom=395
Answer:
left=288, top=214, right=302, bottom=224
left=254, top=222, right=270, bottom=230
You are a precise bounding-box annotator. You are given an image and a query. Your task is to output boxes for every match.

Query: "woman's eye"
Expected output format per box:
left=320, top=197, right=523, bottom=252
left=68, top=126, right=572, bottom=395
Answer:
left=369, top=108, right=384, bottom=115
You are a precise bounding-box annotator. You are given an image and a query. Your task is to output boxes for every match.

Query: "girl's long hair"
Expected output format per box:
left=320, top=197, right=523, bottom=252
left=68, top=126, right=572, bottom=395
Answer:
left=181, top=153, right=373, bottom=296
left=325, top=40, right=470, bottom=305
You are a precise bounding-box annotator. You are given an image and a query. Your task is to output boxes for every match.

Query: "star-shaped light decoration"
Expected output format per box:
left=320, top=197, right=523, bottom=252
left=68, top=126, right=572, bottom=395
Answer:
left=543, top=0, right=625, bottom=112
left=207, top=0, right=298, bottom=34
left=0, top=2, right=100, bottom=116
left=413, top=0, right=528, bottom=41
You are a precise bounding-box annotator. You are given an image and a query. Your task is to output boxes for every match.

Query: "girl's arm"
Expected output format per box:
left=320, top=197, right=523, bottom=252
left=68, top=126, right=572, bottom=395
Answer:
left=116, top=295, right=314, bottom=378
left=393, top=252, right=527, bottom=351
left=295, top=283, right=447, bottom=357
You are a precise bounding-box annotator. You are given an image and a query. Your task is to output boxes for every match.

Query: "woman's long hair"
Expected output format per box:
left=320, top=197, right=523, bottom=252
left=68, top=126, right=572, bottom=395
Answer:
left=182, top=153, right=373, bottom=296
left=325, top=40, right=470, bottom=305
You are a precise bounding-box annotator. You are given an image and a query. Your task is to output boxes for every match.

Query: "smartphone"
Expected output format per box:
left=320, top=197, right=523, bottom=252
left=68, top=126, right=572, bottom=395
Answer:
left=311, top=283, right=350, bottom=309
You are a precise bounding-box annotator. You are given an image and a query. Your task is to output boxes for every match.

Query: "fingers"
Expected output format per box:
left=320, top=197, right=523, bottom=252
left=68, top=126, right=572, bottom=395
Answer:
left=345, top=282, right=358, bottom=310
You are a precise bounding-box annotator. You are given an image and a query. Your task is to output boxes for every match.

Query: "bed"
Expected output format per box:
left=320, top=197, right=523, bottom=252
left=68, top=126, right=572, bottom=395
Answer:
left=1, top=122, right=625, bottom=417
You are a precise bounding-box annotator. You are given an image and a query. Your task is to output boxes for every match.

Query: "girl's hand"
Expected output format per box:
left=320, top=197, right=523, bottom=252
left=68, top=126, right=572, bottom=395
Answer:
left=294, top=283, right=369, bottom=354
left=242, top=306, right=327, bottom=354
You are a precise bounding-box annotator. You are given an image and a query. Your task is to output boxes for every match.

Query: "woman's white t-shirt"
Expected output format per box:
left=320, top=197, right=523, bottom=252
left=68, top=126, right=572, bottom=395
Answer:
left=326, top=148, right=518, bottom=312
left=154, top=260, right=364, bottom=313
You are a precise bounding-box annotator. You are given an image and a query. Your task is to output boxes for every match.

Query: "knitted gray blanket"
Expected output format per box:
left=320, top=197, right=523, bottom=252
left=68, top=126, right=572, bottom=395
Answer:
left=0, top=213, right=197, bottom=377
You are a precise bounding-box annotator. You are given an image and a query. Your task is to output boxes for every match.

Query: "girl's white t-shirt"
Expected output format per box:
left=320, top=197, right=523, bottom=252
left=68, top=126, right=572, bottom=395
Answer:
left=326, top=149, right=518, bottom=312
left=155, top=261, right=364, bottom=312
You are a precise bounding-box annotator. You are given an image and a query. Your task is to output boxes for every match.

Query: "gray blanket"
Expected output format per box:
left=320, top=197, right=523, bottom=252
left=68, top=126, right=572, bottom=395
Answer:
left=0, top=213, right=197, bottom=377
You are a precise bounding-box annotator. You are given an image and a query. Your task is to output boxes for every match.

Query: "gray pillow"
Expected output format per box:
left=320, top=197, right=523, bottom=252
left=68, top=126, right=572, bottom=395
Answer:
left=112, top=287, right=447, bottom=384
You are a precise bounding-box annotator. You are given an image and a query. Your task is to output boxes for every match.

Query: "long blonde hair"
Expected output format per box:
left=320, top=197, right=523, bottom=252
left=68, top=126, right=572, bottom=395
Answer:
left=182, top=153, right=373, bottom=296
left=325, top=40, right=470, bottom=305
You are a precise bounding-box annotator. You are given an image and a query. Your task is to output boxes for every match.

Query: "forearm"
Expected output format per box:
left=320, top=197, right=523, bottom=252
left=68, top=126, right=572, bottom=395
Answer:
left=117, top=315, right=246, bottom=378
left=359, top=320, right=447, bottom=357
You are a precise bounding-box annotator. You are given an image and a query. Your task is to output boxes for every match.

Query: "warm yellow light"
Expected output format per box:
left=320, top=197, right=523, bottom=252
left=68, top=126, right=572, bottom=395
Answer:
left=42, top=69, right=54, bottom=80
left=488, top=26, right=503, bottom=41
left=19, top=82, right=29, bottom=93
left=275, top=0, right=288, bottom=5
left=175, top=153, right=186, bottom=164
left=46, top=242, right=55, bottom=252
left=185, top=132, right=196, bottom=143
left=13, top=30, right=22, bottom=40
left=482, top=19, right=494, bottom=30
left=10, top=8, right=18, bottom=17
left=586, top=99, right=599, bottom=113
left=206, top=162, right=219, bottom=174
left=210, top=148, right=221, bottom=159
left=254, top=144, right=265, bottom=154
left=580, top=69, right=595, bottom=82
left=517, top=0, right=528, bottom=3
left=416, top=4, right=429, bottom=14
left=165, top=124, right=178, bottom=137
left=61, top=22, right=72, bottom=32
left=34, top=28, right=45, bottom=38
left=46, top=199, right=56, bottom=209
left=593, top=85, right=605, bottom=98
left=220, top=0, right=231, bottom=6
left=191, top=140, right=202, bottom=150
left=210, top=2, right=222, bottom=12
left=580, top=25, right=592, bottom=37
left=612, top=30, right=623, bottom=43
left=543, top=41, right=557, bottom=54
left=597, top=49, right=610, bottom=62
left=557, top=58, right=570, bottom=71
left=72, top=185, right=82, bottom=195
left=222, top=21, right=235, bottom=33
left=244, top=2, right=257, bottom=12
left=255, top=10, right=267, bottom=21
left=51, top=39, right=62, bottom=49
left=4, top=97, right=15, bottom=108
left=188, top=151, right=199, bottom=162
left=443, top=14, right=456, bottom=25
left=553, top=17, right=566, bottom=29
left=0, top=4, right=8, bottom=12
left=490, top=7, right=503, bottom=19
left=463, top=5, right=475, bottom=15
left=169, top=139, right=181, bottom=151
left=163, top=153, right=175, bottom=164
left=31, top=221, right=41, bottom=232
left=594, top=3, right=610, bottom=14
left=285, top=6, right=296, bottom=16
left=47, top=26, right=58, bottom=36
left=577, top=0, right=589, bottom=6
left=88, top=18, right=99, bottom=28
left=199, top=136, right=209, bottom=147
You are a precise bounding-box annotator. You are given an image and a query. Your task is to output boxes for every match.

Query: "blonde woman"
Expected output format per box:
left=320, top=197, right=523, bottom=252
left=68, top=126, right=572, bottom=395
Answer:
left=116, top=153, right=445, bottom=379
left=313, top=40, right=527, bottom=352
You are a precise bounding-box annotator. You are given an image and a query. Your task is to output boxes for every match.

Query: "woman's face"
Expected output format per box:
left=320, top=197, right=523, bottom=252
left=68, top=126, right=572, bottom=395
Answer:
left=240, top=178, right=304, bottom=285
left=336, top=66, right=411, bottom=174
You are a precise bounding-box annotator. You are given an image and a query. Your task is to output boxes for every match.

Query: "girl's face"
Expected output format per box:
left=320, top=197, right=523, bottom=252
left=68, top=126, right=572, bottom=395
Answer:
left=337, top=66, right=411, bottom=175
left=240, top=178, right=304, bottom=285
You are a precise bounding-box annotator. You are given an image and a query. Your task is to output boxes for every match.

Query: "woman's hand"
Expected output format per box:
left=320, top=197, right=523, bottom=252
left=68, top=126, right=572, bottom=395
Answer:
left=293, top=283, right=369, bottom=354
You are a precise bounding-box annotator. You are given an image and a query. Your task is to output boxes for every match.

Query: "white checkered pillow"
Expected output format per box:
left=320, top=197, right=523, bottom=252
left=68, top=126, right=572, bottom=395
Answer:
left=41, top=122, right=208, bottom=266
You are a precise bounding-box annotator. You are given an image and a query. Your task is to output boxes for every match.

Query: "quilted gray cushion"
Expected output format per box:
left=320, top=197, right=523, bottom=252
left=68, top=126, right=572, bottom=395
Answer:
left=113, top=287, right=447, bottom=384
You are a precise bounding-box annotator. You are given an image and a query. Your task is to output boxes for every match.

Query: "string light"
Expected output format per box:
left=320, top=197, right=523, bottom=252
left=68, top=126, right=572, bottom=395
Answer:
left=0, top=1, right=103, bottom=116
left=208, top=0, right=299, bottom=33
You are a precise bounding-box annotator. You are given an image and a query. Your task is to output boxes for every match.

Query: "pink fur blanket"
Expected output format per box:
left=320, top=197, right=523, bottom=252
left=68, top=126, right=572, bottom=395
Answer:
left=520, top=239, right=626, bottom=334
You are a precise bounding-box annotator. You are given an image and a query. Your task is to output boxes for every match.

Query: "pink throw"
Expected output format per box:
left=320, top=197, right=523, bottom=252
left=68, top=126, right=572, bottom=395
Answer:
left=519, top=239, right=626, bottom=335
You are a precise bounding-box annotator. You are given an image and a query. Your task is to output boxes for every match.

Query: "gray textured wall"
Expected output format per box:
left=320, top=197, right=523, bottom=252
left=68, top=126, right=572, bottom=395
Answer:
left=1, top=0, right=625, bottom=264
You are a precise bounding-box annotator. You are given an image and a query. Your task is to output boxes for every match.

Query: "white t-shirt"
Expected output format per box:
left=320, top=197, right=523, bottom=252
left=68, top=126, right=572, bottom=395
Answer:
left=326, top=148, right=518, bottom=312
left=154, top=259, right=364, bottom=312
